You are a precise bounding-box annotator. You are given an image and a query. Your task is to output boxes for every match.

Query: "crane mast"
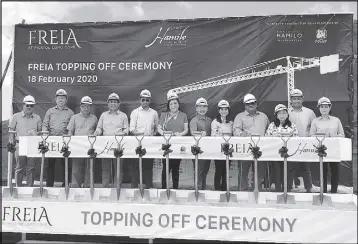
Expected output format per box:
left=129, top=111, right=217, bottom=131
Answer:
left=286, top=57, right=295, bottom=110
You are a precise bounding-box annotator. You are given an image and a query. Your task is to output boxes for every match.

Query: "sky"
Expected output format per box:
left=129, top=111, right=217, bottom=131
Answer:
left=1, top=1, right=357, bottom=120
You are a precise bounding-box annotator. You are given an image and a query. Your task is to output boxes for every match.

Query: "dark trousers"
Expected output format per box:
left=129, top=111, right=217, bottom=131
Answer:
left=273, top=161, right=293, bottom=192
left=131, top=158, right=154, bottom=189
left=323, top=162, right=339, bottom=193
left=71, top=158, right=90, bottom=188
left=293, top=162, right=312, bottom=190
left=214, top=160, right=231, bottom=191
left=238, top=161, right=266, bottom=191
left=102, top=158, right=123, bottom=188
left=161, top=159, right=181, bottom=189
left=14, top=146, right=36, bottom=187
left=15, top=157, right=36, bottom=187
left=192, top=159, right=211, bottom=190
left=46, top=158, right=71, bottom=187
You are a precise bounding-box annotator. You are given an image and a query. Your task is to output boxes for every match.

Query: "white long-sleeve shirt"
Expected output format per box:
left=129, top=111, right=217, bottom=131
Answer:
left=129, top=107, right=159, bottom=136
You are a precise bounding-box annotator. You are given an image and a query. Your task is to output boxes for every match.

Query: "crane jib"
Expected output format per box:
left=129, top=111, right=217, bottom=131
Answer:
left=171, top=55, right=337, bottom=95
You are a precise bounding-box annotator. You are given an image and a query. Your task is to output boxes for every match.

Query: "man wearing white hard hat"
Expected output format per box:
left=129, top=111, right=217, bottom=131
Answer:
left=288, top=88, right=316, bottom=193
left=158, top=91, right=189, bottom=189
left=190, top=97, right=212, bottom=190
left=9, top=95, right=42, bottom=186
left=43, top=89, right=74, bottom=187
left=129, top=89, right=159, bottom=189
left=233, top=94, right=270, bottom=191
left=95, top=93, right=129, bottom=188
left=67, top=96, right=98, bottom=187
left=310, top=96, right=344, bottom=193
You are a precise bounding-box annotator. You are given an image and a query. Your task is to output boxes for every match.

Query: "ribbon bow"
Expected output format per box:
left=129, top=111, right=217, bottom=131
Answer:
left=135, top=146, right=147, bottom=157
left=114, top=147, right=124, bottom=158
left=221, top=143, right=234, bottom=157
left=60, top=144, right=71, bottom=157
left=161, top=144, right=173, bottom=157
left=38, top=142, right=49, bottom=154
left=314, top=144, right=327, bottom=157
left=249, top=143, right=262, bottom=159
left=87, top=148, right=97, bottom=159
left=191, top=145, right=203, bottom=156
left=279, top=146, right=290, bottom=158
left=7, top=142, right=16, bottom=153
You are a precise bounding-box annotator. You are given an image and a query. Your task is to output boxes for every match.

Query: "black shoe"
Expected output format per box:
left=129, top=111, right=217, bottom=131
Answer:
left=306, top=188, right=312, bottom=193
left=294, top=178, right=300, bottom=188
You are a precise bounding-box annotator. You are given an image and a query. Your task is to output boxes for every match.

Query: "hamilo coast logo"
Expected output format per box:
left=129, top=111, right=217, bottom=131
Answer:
left=28, top=28, right=82, bottom=50
left=145, top=25, right=190, bottom=48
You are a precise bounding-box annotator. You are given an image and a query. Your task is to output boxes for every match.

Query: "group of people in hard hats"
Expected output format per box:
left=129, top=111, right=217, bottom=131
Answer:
left=9, top=88, right=344, bottom=193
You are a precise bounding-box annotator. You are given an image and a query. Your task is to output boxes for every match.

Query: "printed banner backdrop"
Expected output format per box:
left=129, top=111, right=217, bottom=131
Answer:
left=2, top=200, right=357, bottom=243
left=13, top=14, right=354, bottom=185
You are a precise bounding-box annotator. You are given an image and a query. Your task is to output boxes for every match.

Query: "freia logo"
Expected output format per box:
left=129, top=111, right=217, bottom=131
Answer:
left=3, top=206, right=53, bottom=226
left=28, top=28, right=82, bottom=48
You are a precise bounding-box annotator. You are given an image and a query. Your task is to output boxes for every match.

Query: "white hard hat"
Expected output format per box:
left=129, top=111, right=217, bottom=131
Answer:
left=290, top=89, right=303, bottom=97
left=23, top=95, right=36, bottom=105
left=107, top=93, right=120, bottom=102
left=274, top=104, right=287, bottom=114
left=317, top=96, right=331, bottom=106
left=195, top=97, right=208, bottom=106
left=218, top=100, right=230, bottom=108
left=140, top=89, right=151, bottom=98
left=243, top=94, right=257, bottom=104
left=56, top=89, right=68, bottom=97
left=167, top=90, right=179, bottom=101
left=80, top=96, right=93, bottom=105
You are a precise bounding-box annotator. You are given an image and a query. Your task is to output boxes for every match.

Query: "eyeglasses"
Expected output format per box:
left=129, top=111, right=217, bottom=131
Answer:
left=245, top=102, right=256, bottom=106
left=141, top=98, right=150, bottom=102
left=81, top=104, right=91, bottom=108
left=25, top=104, right=34, bottom=108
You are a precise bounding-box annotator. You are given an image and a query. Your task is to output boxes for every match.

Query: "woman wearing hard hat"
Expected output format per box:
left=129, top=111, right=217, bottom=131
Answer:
left=310, top=97, right=344, bottom=193
left=158, top=91, right=189, bottom=189
left=211, top=100, right=234, bottom=191
left=265, top=104, right=299, bottom=192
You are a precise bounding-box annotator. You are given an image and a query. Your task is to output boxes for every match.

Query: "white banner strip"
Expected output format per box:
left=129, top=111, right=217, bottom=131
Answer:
left=2, top=199, right=357, bottom=243
left=19, top=136, right=352, bottom=162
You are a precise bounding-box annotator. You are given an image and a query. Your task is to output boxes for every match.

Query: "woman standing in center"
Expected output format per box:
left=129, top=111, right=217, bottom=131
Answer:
left=158, top=91, right=189, bottom=189
left=211, top=100, right=234, bottom=191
